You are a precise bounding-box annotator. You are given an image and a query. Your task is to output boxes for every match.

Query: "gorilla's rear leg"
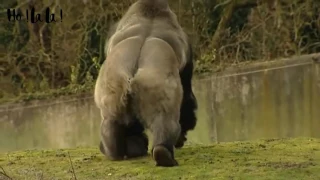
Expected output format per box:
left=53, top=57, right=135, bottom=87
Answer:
left=150, top=117, right=181, bottom=167
left=100, top=118, right=126, bottom=160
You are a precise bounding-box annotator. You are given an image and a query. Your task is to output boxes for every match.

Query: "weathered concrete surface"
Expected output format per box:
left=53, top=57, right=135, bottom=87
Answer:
left=190, top=53, right=320, bottom=143
left=0, top=94, right=100, bottom=152
left=0, top=53, right=319, bottom=152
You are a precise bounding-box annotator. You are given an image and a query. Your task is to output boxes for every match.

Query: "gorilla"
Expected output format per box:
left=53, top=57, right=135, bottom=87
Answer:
left=95, top=0, right=197, bottom=167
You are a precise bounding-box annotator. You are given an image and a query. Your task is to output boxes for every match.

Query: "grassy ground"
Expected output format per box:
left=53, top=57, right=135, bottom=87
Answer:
left=0, top=138, right=319, bottom=180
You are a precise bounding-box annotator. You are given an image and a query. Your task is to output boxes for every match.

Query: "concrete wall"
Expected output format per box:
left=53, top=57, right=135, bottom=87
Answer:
left=190, top=53, right=320, bottom=143
left=0, top=53, right=319, bottom=152
left=0, top=94, right=99, bottom=152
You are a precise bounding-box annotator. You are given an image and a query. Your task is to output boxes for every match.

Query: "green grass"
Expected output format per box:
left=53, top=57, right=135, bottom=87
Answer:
left=0, top=138, right=319, bottom=180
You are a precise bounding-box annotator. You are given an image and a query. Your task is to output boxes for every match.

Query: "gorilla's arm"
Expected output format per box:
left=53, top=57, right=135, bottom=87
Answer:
left=176, top=43, right=198, bottom=148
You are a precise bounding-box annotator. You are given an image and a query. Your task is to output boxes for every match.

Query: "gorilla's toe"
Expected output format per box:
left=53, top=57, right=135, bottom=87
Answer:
left=152, top=145, right=178, bottom=167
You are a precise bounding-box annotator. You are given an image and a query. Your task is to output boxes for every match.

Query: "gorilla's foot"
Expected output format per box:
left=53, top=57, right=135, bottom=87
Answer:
left=126, top=135, right=148, bottom=158
left=152, top=145, right=178, bottom=167
left=99, top=141, right=125, bottom=161
left=175, top=133, right=187, bottom=149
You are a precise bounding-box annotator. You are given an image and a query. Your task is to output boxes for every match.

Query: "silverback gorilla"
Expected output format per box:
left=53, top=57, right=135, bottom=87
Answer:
left=94, top=0, right=197, bottom=167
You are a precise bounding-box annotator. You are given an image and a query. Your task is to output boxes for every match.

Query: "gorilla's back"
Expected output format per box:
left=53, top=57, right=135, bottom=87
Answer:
left=108, top=0, right=187, bottom=62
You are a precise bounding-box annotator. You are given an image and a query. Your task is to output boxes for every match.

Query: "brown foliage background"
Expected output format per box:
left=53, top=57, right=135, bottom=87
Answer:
left=0, top=0, right=319, bottom=101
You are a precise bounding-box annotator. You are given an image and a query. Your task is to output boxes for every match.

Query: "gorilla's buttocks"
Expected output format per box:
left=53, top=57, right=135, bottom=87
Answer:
left=95, top=0, right=197, bottom=167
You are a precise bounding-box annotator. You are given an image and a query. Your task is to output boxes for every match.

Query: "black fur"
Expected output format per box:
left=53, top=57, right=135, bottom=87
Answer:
left=176, top=43, right=198, bottom=148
